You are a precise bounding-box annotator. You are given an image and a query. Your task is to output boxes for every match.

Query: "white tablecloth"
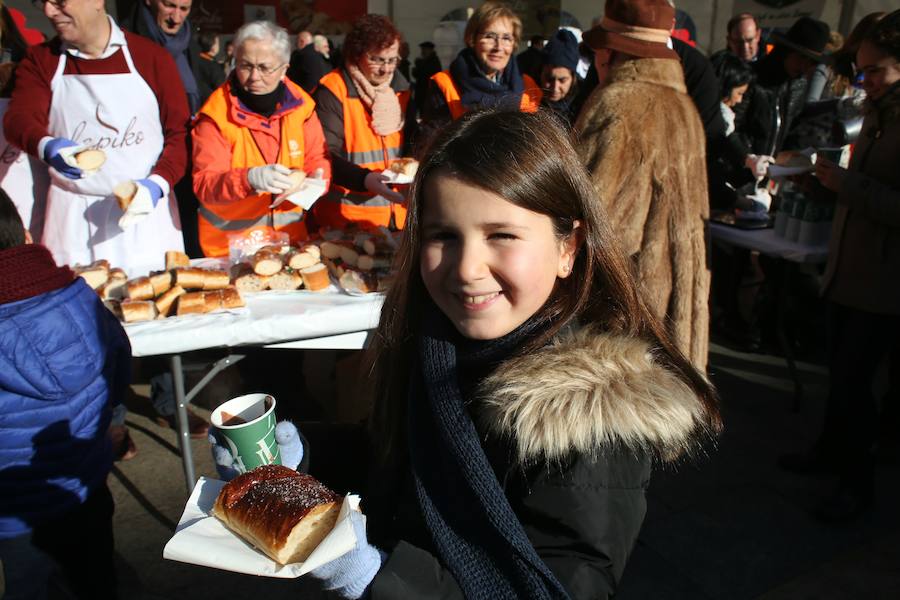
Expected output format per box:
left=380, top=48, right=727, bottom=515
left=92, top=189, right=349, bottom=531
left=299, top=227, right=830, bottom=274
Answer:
left=125, top=290, right=384, bottom=357
left=709, top=223, right=828, bottom=264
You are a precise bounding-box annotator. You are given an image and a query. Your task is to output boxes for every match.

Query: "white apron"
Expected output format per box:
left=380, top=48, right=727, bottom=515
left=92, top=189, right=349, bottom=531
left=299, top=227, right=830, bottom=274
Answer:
left=42, top=42, right=183, bottom=276
left=0, top=98, right=50, bottom=242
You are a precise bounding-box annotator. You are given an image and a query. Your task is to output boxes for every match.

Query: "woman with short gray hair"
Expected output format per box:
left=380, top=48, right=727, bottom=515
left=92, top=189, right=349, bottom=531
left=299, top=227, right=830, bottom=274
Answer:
left=190, top=21, right=332, bottom=257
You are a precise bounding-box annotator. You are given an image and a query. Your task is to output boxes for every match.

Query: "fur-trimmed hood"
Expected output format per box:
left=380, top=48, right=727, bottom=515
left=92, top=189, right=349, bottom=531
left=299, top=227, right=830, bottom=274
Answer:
left=477, top=326, right=716, bottom=465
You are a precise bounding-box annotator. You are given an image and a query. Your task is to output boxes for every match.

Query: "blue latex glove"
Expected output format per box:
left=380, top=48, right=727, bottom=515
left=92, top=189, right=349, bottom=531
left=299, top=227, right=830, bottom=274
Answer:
left=209, top=420, right=305, bottom=481
left=43, top=137, right=82, bottom=179
left=309, top=509, right=385, bottom=599
left=136, top=178, right=163, bottom=207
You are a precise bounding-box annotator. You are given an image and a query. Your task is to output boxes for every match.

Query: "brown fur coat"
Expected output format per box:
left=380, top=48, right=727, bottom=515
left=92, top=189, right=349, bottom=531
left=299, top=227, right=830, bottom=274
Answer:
left=576, top=58, right=710, bottom=369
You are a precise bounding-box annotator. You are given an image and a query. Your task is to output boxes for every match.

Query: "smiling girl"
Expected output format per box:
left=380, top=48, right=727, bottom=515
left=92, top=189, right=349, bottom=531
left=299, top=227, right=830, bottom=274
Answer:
left=307, top=109, right=721, bottom=599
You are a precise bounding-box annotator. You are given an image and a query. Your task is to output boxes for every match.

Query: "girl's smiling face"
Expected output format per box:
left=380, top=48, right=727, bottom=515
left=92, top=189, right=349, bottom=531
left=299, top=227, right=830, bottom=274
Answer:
left=420, top=174, right=577, bottom=340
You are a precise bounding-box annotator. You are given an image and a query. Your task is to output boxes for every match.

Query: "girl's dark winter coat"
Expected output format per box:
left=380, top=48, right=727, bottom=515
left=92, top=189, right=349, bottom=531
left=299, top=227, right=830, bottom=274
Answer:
left=367, top=326, right=713, bottom=599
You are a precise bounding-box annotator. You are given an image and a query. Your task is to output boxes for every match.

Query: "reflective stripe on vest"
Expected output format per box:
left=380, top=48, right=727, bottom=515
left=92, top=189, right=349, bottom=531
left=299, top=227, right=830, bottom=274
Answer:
left=198, top=204, right=306, bottom=230
left=431, top=70, right=543, bottom=120
left=195, top=80, right=314, bottom=256
left=314, top=69, right=409, bottom=229
left=342, top=146, right=402, bottom=165
left=319, top=189, right=393, bottom=207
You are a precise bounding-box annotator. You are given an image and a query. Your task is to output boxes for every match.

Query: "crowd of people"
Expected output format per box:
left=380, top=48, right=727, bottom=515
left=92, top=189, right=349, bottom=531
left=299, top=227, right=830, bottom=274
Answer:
left=0, top=0, right=898, bottom=597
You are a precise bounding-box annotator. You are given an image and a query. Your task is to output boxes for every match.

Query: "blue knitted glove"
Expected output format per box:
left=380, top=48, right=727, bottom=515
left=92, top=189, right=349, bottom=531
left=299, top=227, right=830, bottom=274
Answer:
left=209, top=420, right=305, bottom=481
left=135, top=178, right=163, bottom=207
left=43, top=137, right=82, bottom=179
left=309, top=509, right=385, bottom=599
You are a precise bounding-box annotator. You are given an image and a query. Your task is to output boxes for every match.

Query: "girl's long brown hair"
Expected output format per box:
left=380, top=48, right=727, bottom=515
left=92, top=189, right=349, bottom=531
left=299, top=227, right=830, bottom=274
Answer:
left=368, top=108, right=721, bottom=466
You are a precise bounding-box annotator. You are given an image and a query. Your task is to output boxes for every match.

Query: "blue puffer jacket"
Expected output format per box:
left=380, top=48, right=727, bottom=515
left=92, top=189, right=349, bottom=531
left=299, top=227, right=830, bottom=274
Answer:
left=0, top=278, right=131, bottom=539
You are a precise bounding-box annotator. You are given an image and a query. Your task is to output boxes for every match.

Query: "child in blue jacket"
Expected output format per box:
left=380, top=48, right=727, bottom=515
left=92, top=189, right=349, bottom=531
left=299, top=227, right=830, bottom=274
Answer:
left=0, top=189, right=131, bottom=599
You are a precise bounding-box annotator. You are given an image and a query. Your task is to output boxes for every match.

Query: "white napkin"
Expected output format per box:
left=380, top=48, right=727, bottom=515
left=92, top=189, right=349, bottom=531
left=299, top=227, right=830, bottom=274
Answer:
left=163, top=477, right=360, bottom=578
left=380, top=169, right=414, bottom=185
left=270, top=177, right=328, bottom=210
left=117, top=181, right=154, bottom=229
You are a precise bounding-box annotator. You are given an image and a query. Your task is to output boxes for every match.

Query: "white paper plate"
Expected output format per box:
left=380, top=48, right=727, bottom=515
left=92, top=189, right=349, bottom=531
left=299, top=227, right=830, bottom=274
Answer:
left=380, top=169, right=413, bottom=185
left=163, top=477, right=360, bottom=578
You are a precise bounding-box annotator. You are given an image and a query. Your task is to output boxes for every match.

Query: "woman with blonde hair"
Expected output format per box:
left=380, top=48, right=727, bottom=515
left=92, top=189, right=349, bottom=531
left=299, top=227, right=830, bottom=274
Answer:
left=420, top=1, right=542, bottom=134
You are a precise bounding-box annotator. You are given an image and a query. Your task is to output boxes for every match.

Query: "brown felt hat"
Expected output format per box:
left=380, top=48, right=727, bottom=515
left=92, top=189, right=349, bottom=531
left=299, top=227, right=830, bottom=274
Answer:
left=583, top=0, right=679, bottom=60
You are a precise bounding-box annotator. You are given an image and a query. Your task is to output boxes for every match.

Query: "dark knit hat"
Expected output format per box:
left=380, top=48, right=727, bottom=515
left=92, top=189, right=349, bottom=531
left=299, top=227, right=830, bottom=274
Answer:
left=769, top=17, right=830, bottom=62
left=583, top=0, right=678, bottom=60
left=419, top=41, right=435, bottom=49
left=542, top=29, right=580, bottom=72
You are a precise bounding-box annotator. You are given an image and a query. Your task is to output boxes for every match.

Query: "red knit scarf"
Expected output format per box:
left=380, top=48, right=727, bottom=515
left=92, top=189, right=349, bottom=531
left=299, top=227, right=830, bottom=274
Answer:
left=0, top=245, right=75, bottom=305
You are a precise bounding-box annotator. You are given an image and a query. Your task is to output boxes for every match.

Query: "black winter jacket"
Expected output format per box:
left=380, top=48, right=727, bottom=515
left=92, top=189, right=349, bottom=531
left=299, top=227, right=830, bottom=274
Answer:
left=367, top=328, right=712, bottom=599
left=733, top=49, right=809, bottom=157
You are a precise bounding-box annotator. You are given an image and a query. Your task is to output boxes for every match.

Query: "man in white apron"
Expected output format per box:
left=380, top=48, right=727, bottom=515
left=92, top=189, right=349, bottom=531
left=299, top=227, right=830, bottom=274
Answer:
left=3, top=0, right=190, bottom=277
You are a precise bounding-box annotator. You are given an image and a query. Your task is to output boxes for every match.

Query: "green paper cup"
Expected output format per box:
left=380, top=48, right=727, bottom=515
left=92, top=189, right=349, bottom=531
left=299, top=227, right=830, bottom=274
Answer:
left=210, top=393, right=281, bottom=474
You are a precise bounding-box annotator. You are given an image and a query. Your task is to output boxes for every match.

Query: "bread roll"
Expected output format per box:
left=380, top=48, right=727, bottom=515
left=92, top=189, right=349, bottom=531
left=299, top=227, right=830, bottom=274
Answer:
left=300, top=263, right=330, bottom=291
left=284, top=170, right=306, bottom=194
left=232, top=264, right=271, bottom=292
left=165, top=250, right=191, bottom=270
left=338, top=244, right=360, bottom=267
left=357, top=254, right=391, bottom=271
left=121, top=300, right=158, bottom=323
left=259, top=244, right=291, bottom=256
left=149, top=271, right=172, bottom=296
left=97, top=278, right=127, bottom=300
left=75, top=267, right=108, bottom=290
left=155, top=285, right=186, bottom=317
left=203, top=289, right=224, bottom=313
left=220, top=287, right=245, bottom=309
left=339, top=269, right=375, bottom=294
left=173, top=268, right=207, bottom=290
left=108, top=268, right=127, bottom=282
left=74, top=149, right=106, bottom=172
left=113, top=181, right=137, bottom=212
left=252, top=250, right=283, bottom=276
left=286, top=247, right=320, bottom=270
left=268, top=269, right=304, bottom=291
left=176, top=291, right=206, bottom=315
left=362, top=237, right=395, bottom=256
left=202, top=269, right=230, bottom=290
left=319, top=240, right=344, bottom=260
left=126, top=277, right=155, bottom=301
left=212, top=465, right=342, bottom=565
left=389, top=158, right=418, bottom=177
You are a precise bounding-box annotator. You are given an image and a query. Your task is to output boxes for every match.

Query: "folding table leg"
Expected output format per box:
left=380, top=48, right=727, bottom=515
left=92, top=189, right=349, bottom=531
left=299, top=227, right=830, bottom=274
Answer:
left=170, top=354, right=196, bottom=492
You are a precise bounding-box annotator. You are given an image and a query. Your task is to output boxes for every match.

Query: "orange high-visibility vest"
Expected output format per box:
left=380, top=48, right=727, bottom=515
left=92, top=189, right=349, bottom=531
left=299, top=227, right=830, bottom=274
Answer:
left=313, top=69, right=410, bottom=230
left=431, top=70, right=542, bottom=120
left=195, top=81, right=314, bottom=257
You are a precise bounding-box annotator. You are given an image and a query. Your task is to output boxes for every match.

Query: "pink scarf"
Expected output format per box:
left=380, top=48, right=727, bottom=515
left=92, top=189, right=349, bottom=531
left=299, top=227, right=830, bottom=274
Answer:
left=346, top=64, right=404, bottom=136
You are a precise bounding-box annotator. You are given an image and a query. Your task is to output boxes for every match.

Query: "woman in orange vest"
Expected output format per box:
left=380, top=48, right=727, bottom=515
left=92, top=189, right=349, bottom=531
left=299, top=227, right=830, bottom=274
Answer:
left=421, top=1, right=542, bottom=131
left=313, top=15, right=412, bottom=230
left=192, top=20, right=331, bottom=257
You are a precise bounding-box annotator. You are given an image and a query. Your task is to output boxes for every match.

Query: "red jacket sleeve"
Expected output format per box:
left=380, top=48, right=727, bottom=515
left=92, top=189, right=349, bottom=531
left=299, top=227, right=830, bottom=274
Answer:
left=3, top=43, right=57, bottom=157
left=191, top=114, right=254, bottom=206
left=126, top=32, right=190, bottom=189
left=302, top=111, right=331, bottom=181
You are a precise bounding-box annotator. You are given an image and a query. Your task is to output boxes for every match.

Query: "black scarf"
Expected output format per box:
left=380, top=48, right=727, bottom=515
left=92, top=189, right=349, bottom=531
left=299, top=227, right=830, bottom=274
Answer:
left=138, top=2, right=199, bottom=113
left=234, top=80, right=285, bottom=118
left=408, top=304, right=570, bottom=599
left=449, top=47, right=525, bottom=112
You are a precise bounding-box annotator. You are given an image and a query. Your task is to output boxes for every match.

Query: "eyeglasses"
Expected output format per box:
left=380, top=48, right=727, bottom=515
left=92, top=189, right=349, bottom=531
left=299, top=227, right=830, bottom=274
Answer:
left=366, top=55, right=400, bottom=67
left=32, top=0, right=68, bottom=9
left=478, top=32, right=515, bottom=47
left=236, top=62, right=286, bottom=77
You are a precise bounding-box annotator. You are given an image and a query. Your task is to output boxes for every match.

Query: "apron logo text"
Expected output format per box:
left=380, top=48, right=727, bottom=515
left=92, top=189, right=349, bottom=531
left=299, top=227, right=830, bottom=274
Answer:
left=71, top=115, right=146, bottom=151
